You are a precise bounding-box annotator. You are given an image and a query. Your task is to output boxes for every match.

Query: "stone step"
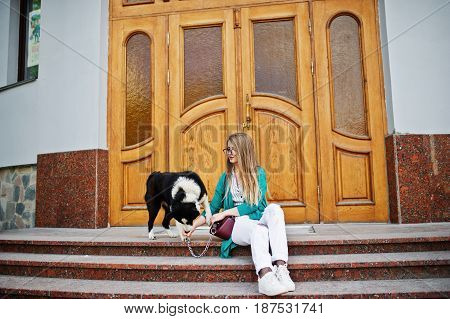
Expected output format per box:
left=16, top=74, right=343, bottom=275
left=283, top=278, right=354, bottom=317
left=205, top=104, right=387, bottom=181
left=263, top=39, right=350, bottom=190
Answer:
left=1, top=251, right=448, bottom=282
left=0, top=275, right=448, bottom=298
left=1, top=225, right=448, bottom=257
left=3, top=239, right=448, bottom=257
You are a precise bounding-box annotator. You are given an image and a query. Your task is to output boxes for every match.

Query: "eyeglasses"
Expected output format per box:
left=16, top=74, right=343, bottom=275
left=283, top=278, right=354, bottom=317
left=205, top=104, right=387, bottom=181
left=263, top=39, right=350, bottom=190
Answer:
left=222, top=147, right=237, bottom=155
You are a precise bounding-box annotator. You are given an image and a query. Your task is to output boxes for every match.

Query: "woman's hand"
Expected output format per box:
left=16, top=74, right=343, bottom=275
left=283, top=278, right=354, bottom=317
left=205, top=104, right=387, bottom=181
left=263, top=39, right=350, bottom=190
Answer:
left=211, top=207, right=239, bottom=223
left=210, top=212, right=227, bottom=224
left=211, top=207, right=240, bottom=224
left=184, top=228, right=195, bottom=238
left=185, top=215, right=206, bottom=238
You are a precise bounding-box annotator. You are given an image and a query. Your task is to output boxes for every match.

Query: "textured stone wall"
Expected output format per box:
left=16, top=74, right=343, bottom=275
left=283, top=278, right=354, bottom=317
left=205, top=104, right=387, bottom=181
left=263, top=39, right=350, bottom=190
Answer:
left=385, top=134, right=449, bottom=223
left=0, top=165, right=36, bottom=230
left=36, top=150, right=108, bottom=228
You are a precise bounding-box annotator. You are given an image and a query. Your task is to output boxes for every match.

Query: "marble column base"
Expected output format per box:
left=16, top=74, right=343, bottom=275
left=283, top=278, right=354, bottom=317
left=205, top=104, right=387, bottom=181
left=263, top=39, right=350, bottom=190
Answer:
left=385, top=134, right=449, bottom=223
left=36, top=149, right=108, bottom=228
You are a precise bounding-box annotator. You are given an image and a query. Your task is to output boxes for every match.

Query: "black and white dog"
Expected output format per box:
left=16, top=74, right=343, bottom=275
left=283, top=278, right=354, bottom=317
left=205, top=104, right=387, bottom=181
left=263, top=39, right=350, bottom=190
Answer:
left=144, top=171, right=212, bottom=240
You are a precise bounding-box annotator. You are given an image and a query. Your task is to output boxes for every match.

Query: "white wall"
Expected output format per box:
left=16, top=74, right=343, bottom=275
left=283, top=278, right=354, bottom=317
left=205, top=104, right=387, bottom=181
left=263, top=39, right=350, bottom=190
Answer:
left=1, top=0, right=449, bottom=168
left=0, top=0, right=108, bottom=168
left=379, top=0, right=450, bottom=134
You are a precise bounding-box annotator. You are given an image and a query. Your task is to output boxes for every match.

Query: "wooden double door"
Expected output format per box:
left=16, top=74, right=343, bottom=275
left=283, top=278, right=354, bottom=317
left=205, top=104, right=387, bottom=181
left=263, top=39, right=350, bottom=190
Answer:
left=109, top=0, right=389, bottom=226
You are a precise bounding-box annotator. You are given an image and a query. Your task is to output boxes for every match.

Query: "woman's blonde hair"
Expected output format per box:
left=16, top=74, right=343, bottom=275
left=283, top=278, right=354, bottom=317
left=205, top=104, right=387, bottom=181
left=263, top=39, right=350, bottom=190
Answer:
left=224, top=133, right=261, bottom=206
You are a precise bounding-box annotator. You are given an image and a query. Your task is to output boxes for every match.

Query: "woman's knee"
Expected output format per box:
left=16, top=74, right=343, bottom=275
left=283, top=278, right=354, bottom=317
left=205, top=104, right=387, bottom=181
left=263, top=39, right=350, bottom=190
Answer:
left=266, top=203, right=285, bottom=220
left=267, top=203, right=282, bottom=212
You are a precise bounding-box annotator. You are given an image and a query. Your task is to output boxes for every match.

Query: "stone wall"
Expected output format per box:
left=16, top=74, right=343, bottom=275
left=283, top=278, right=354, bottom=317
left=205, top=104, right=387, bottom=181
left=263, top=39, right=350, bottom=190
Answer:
left=385, top=134, right=449, bottom=223
left=36, top=149, right=108, bottom=228
left=0, top=165, right=36, bottom=230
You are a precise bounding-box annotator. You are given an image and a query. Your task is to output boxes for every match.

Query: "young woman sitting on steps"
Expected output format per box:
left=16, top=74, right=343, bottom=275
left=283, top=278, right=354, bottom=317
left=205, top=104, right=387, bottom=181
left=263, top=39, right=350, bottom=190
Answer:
left=186, top=132, right=295, bottom=296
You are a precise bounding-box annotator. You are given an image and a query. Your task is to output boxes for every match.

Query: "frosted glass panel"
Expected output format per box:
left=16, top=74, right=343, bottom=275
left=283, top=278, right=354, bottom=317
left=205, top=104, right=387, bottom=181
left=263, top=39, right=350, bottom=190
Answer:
left=125, top=33, right=152, bottom=147
left=253, top=19, right=298, bottom=102
left=330, top=15, right=368, bottom=137
left=184, top=26, right=223, bottom=108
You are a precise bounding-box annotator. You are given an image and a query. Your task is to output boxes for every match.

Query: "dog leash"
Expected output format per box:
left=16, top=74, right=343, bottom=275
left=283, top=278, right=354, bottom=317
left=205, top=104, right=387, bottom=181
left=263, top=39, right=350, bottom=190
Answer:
left=184, top=235, right=213, bottom=258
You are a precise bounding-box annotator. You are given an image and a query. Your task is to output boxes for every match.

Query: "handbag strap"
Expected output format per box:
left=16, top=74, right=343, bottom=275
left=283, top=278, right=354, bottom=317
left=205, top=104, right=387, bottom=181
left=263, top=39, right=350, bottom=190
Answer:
left=184, top=234, right=213, bottom=258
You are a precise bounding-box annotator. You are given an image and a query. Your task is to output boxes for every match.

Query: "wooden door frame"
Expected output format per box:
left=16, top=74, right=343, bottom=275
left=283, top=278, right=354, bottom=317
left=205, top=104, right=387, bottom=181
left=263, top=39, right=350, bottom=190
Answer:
left=108, top=15, right=168, bottom=226
left=107, top=0, right=390, bottom=225
left=309, top=0, right=389, bottom=222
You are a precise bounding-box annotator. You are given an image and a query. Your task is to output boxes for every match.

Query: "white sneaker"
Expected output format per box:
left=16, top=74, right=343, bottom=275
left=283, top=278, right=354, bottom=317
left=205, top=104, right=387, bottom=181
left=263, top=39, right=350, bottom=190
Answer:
left=258, top=271, right=289, bottom=296
left=274, top=264, right=296, bottom=292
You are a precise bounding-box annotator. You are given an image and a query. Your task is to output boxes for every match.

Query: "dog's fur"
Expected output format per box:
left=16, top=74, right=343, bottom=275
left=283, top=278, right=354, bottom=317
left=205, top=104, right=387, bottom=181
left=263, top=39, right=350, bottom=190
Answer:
left=144, top=171, right=212, bottom=240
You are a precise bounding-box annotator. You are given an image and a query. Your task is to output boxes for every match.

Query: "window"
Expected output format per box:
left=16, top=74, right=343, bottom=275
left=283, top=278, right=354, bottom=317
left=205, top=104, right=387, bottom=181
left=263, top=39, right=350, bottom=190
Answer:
left=0, top=0, right=41, bottom=90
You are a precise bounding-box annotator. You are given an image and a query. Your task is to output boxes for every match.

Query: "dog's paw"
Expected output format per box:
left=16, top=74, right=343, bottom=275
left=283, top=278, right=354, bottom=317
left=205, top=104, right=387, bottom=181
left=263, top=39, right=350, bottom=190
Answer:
left=175, top=221, right=188, bottom=242
left=165, top=228, right=178, bottom=238
left=178, top=229, right=186, bottom=242
left=148, top=229, right=156, bottom=240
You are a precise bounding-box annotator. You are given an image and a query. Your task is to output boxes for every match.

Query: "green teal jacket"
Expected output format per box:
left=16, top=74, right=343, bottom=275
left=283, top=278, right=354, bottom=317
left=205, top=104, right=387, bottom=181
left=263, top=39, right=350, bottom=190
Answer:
left=201, top=166, right=268, bottom=258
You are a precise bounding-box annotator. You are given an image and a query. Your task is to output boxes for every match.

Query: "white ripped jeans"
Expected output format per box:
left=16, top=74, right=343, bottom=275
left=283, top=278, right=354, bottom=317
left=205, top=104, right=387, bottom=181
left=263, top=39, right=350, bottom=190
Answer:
left=231, top=203, right=289, bottom=275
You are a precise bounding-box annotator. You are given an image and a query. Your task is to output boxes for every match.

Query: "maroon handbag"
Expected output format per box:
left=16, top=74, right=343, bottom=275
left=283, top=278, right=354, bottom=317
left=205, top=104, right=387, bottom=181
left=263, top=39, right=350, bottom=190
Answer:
left=185, top=216, right=236, bottom=258
left=210, top=216, right=235, bottom=240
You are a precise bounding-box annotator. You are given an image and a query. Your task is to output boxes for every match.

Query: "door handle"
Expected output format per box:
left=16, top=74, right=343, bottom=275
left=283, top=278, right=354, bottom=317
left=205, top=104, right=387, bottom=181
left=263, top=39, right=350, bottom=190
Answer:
left=242, top=94, right=252, bottom=130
